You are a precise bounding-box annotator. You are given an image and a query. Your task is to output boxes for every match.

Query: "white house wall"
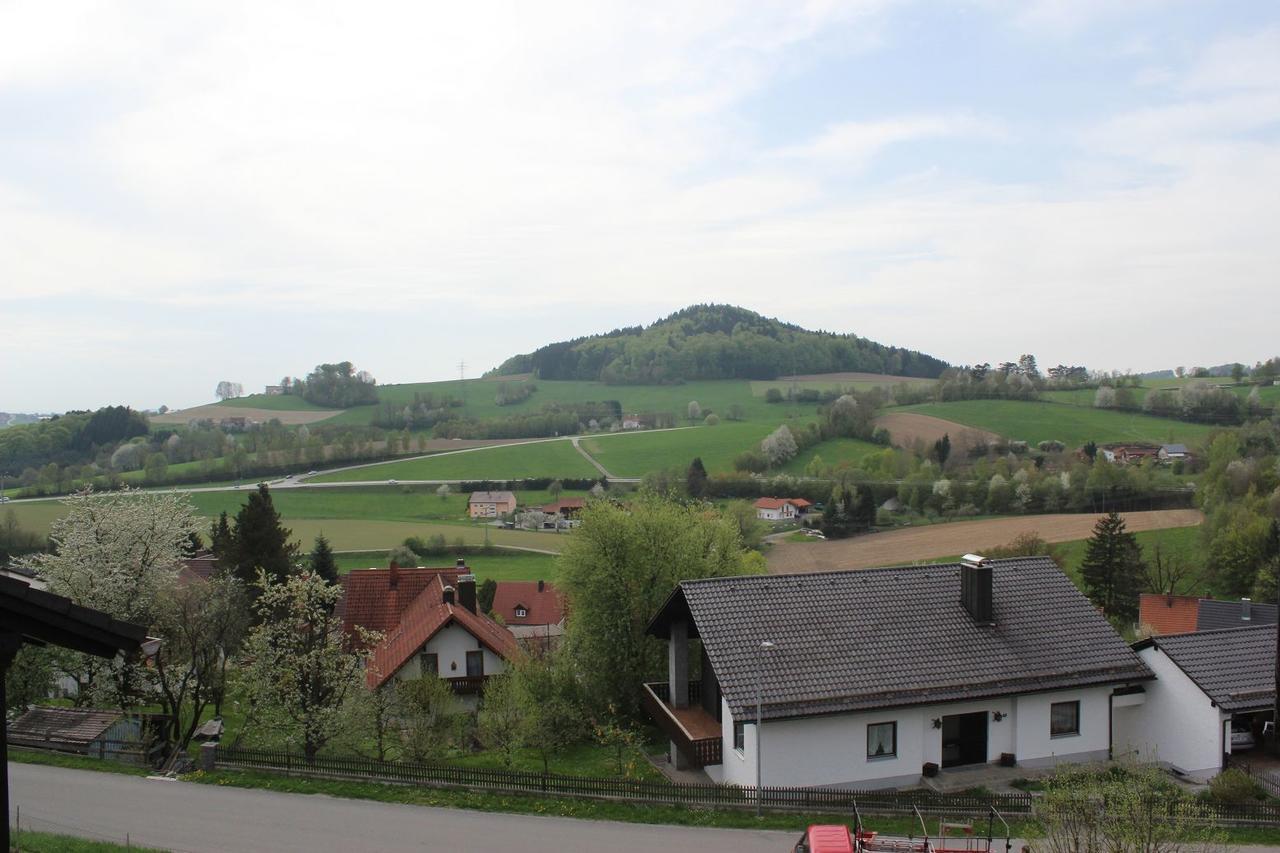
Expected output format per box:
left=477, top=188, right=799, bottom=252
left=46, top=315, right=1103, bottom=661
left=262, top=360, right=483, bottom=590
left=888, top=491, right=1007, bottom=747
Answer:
left=1113, top=646, right=1225, bottom=780
left=718, top=688, right=1114, bottom=789
left=390, top=621, right=507, bottom=682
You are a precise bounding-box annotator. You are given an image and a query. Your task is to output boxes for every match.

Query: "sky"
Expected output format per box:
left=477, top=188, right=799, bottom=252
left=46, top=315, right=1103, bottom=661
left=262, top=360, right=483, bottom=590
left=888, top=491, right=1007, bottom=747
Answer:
left=2, top=0, right=1278, bottom=412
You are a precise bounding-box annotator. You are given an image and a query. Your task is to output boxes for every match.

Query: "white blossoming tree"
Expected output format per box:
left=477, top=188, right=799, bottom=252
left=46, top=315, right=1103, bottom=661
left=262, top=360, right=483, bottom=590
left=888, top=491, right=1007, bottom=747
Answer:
left=239, top=569, right=378, bottom=764
left=23, top=488, right=199, bottom=704
left=760, top=424, right=799, bottom=467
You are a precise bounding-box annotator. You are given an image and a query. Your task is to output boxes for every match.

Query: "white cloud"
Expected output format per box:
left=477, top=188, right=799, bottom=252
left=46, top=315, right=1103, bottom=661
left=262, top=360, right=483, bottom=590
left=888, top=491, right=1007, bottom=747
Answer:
left=769, top=114, right=1004, bottom=171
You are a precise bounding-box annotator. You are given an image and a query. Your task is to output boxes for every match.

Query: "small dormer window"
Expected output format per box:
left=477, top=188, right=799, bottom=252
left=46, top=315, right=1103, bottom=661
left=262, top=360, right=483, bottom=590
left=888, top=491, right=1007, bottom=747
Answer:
left=515, top=607, right=528, bottom=618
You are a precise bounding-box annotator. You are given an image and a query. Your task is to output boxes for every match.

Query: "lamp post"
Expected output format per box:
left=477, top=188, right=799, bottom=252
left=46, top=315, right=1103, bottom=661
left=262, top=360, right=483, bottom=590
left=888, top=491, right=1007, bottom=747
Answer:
left=756, top=639, right=776, bottom=816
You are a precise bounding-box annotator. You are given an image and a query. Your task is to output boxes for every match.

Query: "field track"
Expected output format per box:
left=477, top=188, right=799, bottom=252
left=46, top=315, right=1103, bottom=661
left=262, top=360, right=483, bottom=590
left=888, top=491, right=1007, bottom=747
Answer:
left=873, top=412, right=1001, bottom=450
left=767, top=509, right=1204, bottom=574
left=151, top=404, right=341, bottom=425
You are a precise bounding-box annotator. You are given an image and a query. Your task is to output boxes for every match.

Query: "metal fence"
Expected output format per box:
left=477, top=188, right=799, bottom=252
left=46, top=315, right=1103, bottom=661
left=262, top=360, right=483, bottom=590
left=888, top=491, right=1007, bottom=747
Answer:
left=11, top=737, right=152, bottom=764
left=213, top=745, right=1033, bottom=816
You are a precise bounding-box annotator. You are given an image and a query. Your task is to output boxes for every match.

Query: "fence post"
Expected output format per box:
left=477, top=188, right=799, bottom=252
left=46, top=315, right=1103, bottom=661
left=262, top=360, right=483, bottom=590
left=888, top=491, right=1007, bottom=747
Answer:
left=200, top=742, right=217, bottom=773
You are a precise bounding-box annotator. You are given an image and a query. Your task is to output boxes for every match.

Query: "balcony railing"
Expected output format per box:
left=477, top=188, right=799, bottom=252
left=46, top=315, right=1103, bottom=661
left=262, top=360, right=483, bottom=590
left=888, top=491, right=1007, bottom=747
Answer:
left=641, top=681, right=722, bottom=767
left=446, top=675, right=488, bottom=695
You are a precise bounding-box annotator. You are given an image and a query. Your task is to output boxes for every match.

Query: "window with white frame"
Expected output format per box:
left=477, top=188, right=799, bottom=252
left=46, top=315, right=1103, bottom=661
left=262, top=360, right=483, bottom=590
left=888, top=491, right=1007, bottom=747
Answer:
left=867, top=721, right=897, bottom=758
left=733, top=721, right=745, bottom=753
left=515, top=606, right=527, bottom=618
left=1050, top=700, right=1080, bottom=737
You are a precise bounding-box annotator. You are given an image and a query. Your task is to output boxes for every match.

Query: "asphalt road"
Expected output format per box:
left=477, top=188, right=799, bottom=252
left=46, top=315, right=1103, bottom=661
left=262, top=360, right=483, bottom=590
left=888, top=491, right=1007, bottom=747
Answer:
left=8, top=763, right=797, bottom=853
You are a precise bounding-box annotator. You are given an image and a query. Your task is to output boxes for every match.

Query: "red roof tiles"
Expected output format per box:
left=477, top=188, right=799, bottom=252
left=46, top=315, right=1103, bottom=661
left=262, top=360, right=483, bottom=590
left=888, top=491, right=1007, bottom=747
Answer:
left=491, top=580, right=565, bottom=627
left=1138, top=593, right=1201, bottom=636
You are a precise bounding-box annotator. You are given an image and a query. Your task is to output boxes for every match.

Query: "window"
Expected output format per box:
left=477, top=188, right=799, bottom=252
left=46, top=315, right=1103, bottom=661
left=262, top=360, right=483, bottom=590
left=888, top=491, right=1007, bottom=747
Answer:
left=1051, top=701, right=1080, bottom=738
left=466, top=650, right=484, bottom=677
left=867, top=722, right=897, bottom=758
left=419, top=652, right=438, bottom=675
left=733, top=721, right=745, bottom=753
left=515, top=607, right=527, bottom=618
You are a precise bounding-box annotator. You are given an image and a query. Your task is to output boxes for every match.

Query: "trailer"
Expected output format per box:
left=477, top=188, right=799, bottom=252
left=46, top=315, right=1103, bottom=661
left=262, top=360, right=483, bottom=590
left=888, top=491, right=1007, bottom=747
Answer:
left=793, top=806, right=1013, bottom=853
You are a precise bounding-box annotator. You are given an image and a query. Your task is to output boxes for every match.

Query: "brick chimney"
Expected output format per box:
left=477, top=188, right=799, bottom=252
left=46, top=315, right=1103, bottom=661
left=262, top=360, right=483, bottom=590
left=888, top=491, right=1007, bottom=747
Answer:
left=960, top=554, right=993, bottom=625
left=442, top=584, right=455, bottom=606
left=388, top=560, right=400, bottom=590
left=457, top=574, right=477, bottom=614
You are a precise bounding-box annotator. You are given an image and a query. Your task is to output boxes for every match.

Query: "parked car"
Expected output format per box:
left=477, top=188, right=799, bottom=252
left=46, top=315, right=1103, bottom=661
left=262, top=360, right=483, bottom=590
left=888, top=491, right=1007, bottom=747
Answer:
left=388, top=479, right=398, bottom=485
left=1231, top=721, right=1256, bottom=751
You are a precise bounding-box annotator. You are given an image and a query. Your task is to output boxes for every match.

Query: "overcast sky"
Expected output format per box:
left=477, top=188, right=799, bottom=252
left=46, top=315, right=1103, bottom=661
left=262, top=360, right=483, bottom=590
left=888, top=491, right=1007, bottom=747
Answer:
left=3, top=1, right=1278, bottom=412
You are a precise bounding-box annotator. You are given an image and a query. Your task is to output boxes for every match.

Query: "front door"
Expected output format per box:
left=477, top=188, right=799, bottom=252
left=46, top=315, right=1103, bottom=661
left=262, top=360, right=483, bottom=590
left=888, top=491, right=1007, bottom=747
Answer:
left=941, top=711, right=988, bottom=768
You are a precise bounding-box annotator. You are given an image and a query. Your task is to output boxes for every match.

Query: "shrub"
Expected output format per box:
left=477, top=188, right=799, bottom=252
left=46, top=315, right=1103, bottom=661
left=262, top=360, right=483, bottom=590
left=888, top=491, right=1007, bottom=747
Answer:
left=704, top=413, right=719, bottom=426
left=1205, top=768, right=1267, bottom=804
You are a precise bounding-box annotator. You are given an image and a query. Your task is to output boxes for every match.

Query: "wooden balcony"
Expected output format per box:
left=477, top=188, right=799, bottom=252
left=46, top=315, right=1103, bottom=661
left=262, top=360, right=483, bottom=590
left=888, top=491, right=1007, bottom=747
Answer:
left=641, top=681, right=722, bottom=767
left=446, top=675, right=488, bottom=695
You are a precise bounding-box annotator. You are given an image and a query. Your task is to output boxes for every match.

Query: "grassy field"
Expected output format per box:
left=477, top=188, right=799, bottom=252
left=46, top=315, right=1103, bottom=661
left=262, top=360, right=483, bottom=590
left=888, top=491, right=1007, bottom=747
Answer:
left=216, top=393, right=340, bottom=412
left=336, top=548, right=561, bottom=581
left=779, top=437, right=884, bottom=475
left=311, top=440, right=599, bottom=482
left=1054, top=525, right=1203, bottom=586
left=1043, top=384, right=1280, bottom=408
left=581, top=420, right=792, bottom=476
left=899, top=400, right=1221, bottom=448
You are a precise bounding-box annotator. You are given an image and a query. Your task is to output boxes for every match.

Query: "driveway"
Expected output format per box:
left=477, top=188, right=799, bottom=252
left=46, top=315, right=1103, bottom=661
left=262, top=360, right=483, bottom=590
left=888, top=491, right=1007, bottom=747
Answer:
left=9, top=763, right=796, bottom=853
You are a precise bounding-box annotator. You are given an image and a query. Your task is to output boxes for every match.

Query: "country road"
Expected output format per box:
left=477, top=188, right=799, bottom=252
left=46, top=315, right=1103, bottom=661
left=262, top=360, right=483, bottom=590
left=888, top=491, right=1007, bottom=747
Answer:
left=9, top=763, right=795, bottom=853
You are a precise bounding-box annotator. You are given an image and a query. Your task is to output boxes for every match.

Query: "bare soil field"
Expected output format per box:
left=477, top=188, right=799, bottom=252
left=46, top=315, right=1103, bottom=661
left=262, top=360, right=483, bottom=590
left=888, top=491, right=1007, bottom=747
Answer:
left=873, top=412, right=1000, bottom=452
left=151, top=404, right=341, bottom=425
left=777, top=372, right=937, bottom=384
left=767, top=509, right=1204, bottom=574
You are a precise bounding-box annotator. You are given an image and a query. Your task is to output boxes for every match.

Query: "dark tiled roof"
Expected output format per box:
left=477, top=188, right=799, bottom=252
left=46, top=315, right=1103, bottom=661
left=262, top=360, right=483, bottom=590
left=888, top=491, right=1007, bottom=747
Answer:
left=491, top=580, right=565, bottom=626
left=1138, top=593, right=1201, bottom=635
left=1136, top=624, right=1276, bottom=711
left=469, top=491, right=516, bottom=504
left=650, top=557, right=1152, bottom=721
left=7, top=706, right=122, bottom=748
left=1197, top=599, right=1278, bottom=631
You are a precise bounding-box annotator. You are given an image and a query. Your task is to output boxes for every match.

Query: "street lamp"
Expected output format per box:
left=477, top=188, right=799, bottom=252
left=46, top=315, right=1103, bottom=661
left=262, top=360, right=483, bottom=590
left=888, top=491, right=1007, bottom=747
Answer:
left=756, top=639, right=776, bottom=816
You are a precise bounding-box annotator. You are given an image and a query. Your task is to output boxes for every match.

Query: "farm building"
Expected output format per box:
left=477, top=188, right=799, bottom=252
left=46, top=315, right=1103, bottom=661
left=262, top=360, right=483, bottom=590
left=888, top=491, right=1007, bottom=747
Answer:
left=7, top=707, right=144, bottom=760
left=468, top=490, right=517, bottom=518
left=644, top=556, right=1152, bottom=789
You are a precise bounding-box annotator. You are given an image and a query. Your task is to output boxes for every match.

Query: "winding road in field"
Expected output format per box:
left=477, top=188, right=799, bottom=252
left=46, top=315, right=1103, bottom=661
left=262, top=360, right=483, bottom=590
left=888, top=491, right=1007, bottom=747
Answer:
left=767, top=509, right=1205, bottom=574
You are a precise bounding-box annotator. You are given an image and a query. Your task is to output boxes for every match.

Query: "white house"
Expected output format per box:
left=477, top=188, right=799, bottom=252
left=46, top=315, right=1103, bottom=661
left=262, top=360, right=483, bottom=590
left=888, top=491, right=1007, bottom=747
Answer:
left=1114, top=625, right=1275, bottom=781
left=339, top=562, right=519, bottom=706
left=753, top=497, right=812, bottom=521
left=644, top=556, right=1153, bottom=789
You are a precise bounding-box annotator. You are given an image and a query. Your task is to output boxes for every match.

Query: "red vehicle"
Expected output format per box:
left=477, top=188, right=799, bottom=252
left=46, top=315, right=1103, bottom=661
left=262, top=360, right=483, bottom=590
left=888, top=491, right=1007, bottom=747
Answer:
left=793, top=807, right=1012, bottom=853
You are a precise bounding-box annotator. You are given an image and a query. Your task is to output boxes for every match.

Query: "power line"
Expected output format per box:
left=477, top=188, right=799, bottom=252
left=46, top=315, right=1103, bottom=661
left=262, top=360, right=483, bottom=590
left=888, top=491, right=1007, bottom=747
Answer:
left=458, top=361, right=465, bottom=382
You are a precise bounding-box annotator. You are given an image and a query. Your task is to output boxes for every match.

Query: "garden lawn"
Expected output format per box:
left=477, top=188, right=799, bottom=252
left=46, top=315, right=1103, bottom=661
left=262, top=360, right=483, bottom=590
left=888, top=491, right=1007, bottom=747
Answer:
left=581, top=420, right=790, bottom=476
left=900, top=400, right=1219, bottom=448
left=310, top=440, right=598, bottom=482
left=780, top=437, right=884, bottom=476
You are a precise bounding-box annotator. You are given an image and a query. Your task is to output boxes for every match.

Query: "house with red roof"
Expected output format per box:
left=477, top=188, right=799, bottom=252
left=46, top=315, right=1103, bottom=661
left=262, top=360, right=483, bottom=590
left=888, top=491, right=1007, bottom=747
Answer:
left=491, top=579, right=566, bottom=644
left=1138, top=593, right=1201, bottom=636
left=339, top=560, right=520, bottom=703
left=753, top=497, right=812, bottom=521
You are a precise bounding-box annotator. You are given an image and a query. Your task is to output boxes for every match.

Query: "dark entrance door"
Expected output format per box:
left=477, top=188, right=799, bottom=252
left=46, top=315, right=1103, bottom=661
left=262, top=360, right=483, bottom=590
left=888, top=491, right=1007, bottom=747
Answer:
left=941, top=711, right=988, bottom=768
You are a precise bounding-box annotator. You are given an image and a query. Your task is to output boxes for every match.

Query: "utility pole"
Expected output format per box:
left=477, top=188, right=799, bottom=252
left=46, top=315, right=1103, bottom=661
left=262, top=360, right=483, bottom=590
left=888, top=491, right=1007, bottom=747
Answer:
left=458, top=361, right=466, bottom=382
left=755, top=639, right=776, bottom=815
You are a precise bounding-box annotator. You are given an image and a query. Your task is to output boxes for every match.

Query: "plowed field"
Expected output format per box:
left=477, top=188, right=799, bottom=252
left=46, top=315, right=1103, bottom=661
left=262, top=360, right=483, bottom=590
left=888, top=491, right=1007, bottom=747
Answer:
left=767, top=509, right=1204, bottom=574
left=873, top=412, right=1000, bottom=452
left=151, top=404, right=341, bottom=425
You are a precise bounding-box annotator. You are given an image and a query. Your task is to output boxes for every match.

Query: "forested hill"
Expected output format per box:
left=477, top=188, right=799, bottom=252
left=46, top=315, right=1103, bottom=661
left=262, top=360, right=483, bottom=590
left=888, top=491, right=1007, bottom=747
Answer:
left=490, top=304, right=948, bottom=383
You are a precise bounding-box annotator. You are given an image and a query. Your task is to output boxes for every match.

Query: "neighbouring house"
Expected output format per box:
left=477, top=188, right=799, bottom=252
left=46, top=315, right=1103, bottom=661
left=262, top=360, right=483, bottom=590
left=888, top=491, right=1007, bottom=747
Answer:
left=0, top=563, right=44, bottom=590
left=1158, top=444, right=1191, bottom=464
left=491, top=579, right=566, bottom=645
left=264, top=385, right=283, bottom=395
left=468, top=490, right=517, bottom=519
left=1098, top=444, right=1160, bottom=465
left=338, top=560, right=519, bottom=704
left=644, top=555, right=1152, bottom=789
left=1115, top=625, right=1275, bottom=780
left=621, top=414, right=646, bottom=430
left=176, top=551, right=220, bottom=587
left=753, top=497, right=812, bottom=521
left=538, top=498, right=586, bottom=519
left=1138, top=593, right=1277, bottom=636
left=7, top=707, right=145, bottom=760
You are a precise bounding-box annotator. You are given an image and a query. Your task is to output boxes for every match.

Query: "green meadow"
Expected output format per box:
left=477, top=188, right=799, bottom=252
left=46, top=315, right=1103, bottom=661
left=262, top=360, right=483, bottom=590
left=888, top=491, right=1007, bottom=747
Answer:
left=335, top=549, right=561, bottom=582
left=311, top=440, right=599, bottom=482
left=779, top=437, right=885, bottom=475
left=900, top=400, right=1221, bottom=448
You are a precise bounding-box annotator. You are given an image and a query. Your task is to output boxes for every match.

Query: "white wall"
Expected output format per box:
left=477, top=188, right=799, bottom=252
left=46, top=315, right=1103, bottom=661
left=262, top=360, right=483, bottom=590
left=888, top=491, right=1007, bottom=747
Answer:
left=1113, top=647, right=1225, bottom=780
left=717, top=688, right=1114, bottom=789
left=390, top=621, right=507, bottom=682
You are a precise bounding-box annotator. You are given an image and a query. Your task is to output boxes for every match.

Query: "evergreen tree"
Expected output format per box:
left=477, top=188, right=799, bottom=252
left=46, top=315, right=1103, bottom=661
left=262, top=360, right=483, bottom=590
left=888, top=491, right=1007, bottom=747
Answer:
left=1080, top=512, right=1143, bottom=622
left=686, top=457, right=709, bottom=498
left=933, top=433, right=951, bottom=466
left=309, top=534, right=338, bottom=585
left=478, top=578, right=498, bottom=614
left=228, top=484, right=297, bottom=587
left=183, top=530, right=205, bottom=557
left=209, top=512, right=234, bottom=560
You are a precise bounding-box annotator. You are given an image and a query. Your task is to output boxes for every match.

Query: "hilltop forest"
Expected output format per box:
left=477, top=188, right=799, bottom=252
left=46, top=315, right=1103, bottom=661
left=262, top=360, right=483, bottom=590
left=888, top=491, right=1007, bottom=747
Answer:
left=491, top=304, right=948, bottom=384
